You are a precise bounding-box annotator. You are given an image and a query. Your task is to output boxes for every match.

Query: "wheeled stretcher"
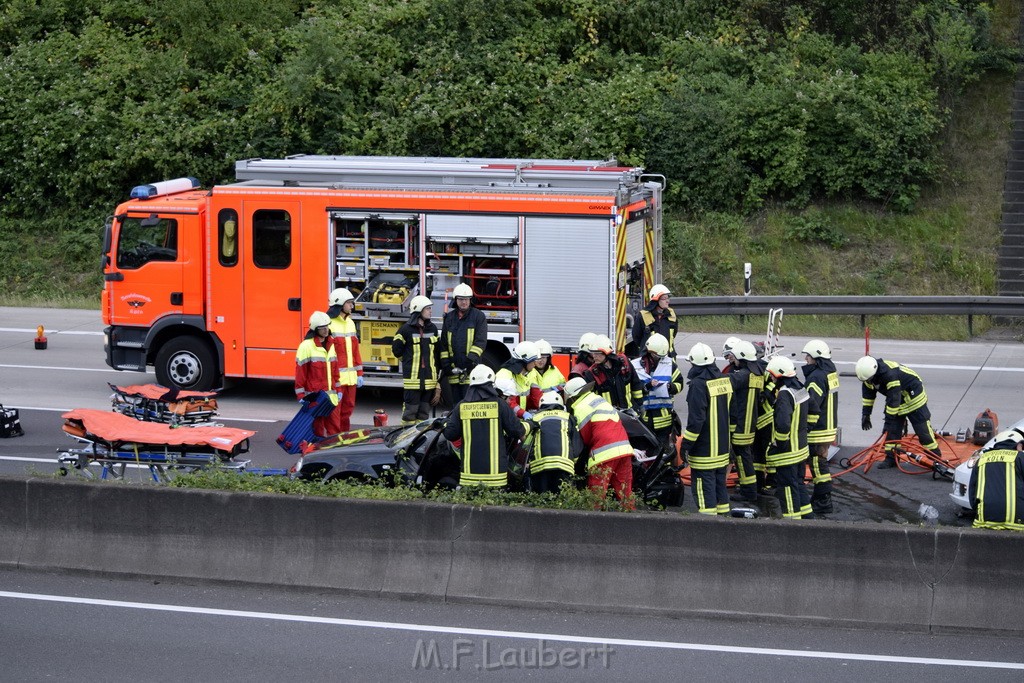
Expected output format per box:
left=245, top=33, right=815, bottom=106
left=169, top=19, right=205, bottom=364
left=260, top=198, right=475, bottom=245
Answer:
left=57, top=409, right=254, bottom=483
left=109, top=383, right=219, bottom=426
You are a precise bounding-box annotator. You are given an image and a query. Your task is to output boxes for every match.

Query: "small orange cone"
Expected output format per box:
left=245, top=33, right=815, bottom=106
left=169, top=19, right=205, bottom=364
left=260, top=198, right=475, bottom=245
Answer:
left=34, top=325, right=47, bottom=350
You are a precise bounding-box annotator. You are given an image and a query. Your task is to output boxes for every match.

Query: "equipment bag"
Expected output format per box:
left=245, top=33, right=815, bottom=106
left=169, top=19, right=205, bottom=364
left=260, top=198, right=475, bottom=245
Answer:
left=972, top=408, right=998, bottom=446
left=372, top=284, right=409, bottom=305
left=0, top=404, right=24, bottom=438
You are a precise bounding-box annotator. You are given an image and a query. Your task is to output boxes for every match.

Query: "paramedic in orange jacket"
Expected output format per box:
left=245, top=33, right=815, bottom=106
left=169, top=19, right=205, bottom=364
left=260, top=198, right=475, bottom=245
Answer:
left=327, top=288, right=364, bottom=433
left=295, top=311, right=341, bottom=438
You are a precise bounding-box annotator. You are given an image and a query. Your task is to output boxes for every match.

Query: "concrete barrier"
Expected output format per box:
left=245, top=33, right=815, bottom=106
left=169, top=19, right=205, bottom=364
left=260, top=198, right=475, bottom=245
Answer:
left=1, top=475, right=1022, bottom=634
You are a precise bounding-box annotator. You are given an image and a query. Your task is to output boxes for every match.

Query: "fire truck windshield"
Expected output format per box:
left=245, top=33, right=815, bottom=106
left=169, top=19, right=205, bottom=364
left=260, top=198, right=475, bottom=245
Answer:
left=116, top=216, right=178, bottom=269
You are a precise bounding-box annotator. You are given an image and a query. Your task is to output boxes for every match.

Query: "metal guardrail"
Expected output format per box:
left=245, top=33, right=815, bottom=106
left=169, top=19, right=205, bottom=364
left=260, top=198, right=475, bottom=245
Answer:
left=669, top=295, right=1024, bottom=335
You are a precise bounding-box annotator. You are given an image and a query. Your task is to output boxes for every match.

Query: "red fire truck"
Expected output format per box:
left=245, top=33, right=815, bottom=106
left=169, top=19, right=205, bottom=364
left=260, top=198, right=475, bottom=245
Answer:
left=102, top=156, right=664, bottom=390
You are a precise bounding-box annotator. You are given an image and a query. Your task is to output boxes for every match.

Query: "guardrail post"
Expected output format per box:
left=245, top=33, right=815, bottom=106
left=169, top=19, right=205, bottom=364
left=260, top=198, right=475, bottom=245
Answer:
left=860, top=314, right=866, bottom=330
left=968, top=314, right=973, bottom=337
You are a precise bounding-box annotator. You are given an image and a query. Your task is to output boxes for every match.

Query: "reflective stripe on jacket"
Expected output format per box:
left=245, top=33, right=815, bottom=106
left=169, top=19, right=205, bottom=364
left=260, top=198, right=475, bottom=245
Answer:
left=295, top=336, right=339, bottom=400
left=729, top=364, right=763, bottom=446
left=439, top=306, right=488, bottom=385
left=803, top=358, right=839, bottom=444
left=442, top=384, right=526, bottom=487
left=328, top=314, right=362, bottom=386
left=861, top=358, right=928, bottom=418
left=683, top=365, right=732, bottom=470
left=530, top=407, right=578, bottom=475
left=969, top=447, right=1024, bottom=531
left=570, top=391, right=633, bottom=468
left=392, top=319, right=439, bottom=391
left=768, top=380, right=810, bottom=467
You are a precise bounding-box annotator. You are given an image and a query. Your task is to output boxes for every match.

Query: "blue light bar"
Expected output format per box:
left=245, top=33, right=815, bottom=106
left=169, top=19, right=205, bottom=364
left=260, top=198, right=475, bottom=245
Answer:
left=130, top=177, right=200, bottom=200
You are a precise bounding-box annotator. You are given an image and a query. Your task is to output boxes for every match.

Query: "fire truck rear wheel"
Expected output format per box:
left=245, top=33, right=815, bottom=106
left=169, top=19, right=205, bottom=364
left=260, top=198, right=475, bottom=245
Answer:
left=155, top=338, right=217, bottom=391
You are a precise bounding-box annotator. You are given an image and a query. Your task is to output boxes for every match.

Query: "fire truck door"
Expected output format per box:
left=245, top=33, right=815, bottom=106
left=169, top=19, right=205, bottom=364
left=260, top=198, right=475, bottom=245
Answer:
left=108, top=213, right=186, bottom=328
left=241, top=202, right=302, bottom=370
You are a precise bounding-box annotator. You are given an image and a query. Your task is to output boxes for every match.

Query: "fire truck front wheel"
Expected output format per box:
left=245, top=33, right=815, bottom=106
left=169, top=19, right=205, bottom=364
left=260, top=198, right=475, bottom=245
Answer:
left=155, top=337, right=218, bottom=391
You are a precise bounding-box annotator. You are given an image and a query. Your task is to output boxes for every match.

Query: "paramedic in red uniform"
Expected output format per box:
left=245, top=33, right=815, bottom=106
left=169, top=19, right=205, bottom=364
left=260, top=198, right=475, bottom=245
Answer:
left=563, top=376, right=634, bottom=508
left=327, top=287, right=364, bottom=433
left=294, top=311, right=341, bottom=438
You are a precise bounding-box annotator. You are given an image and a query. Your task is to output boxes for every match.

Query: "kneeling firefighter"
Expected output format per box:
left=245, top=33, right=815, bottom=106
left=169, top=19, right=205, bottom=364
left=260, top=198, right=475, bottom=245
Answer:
left=527, top=391, right=581, bottom=493
left=969, top=429, right=1024, bottom=531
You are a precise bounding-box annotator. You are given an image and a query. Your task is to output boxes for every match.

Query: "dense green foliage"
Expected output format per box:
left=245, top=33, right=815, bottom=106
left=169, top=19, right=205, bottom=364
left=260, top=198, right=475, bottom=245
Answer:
left=0, top=0, right=1017, bottom=309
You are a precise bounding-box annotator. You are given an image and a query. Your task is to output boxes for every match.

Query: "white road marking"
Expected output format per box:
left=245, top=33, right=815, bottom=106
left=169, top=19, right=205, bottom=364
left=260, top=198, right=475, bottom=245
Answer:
left=0, top=591, right=1021, bottom=670
left=3, top=405, right=279, bottom=423
left=0, top=328, right=103, bottom=335
left=0, top=455, right=149, bottom=469
left=0, top=364, right=114, bottom=372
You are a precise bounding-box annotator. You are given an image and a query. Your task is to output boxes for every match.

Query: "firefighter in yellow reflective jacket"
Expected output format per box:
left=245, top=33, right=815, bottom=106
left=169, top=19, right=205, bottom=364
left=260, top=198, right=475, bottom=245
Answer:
left=391, top=296, right=440, bottom=424
left=326, top=288, right=363, bottom=433
left=294, top=312, right=341, bottom=438
left=802, top=340, right=837, bottom=514
left=495, top=340, right=542, bottom=415
left=442, top=364, right=528, bottom=488
left=680, top=342, right=733, bottom=515
left=766, top=356, right=812, bottom=519
left=725, top=340, right=761, bottom=504
left=534, top=339, right=566, bottom=393
left=969, top=429, right=1024, bottom=531
left=856, top=356, right=941, bottom=469
left=527, top=391, right=581, bottom=493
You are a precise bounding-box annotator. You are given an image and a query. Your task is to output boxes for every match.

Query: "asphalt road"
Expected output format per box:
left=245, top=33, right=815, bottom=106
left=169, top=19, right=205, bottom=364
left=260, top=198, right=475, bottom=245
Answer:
left=3, top=306, right=1024, bottom=526
left=2, top=567, right=1023, bottom=682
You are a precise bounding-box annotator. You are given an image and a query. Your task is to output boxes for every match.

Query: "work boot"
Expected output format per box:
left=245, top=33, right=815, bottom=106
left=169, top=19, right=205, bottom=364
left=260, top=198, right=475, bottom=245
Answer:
left=730, top=485, right=758, bottom=503
left=877, top=455, right=897, bottom=470
left=811, top=493, right=834, bottom=515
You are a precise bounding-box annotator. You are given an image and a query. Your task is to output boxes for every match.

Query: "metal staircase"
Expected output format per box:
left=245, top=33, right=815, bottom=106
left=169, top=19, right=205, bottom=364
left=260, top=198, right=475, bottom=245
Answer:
left=998, top=15, right=1024, bottom=295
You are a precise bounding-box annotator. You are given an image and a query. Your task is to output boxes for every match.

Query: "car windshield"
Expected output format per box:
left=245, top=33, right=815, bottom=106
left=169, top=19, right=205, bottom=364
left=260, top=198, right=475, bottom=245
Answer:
left=384, top=420, right=435, bottom=451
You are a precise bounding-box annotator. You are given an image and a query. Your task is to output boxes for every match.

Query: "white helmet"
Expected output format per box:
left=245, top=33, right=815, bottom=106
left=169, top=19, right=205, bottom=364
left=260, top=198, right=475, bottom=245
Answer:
left=649, top=284, right=671, bottom=300
left=723, top=336, right=742, bottom=355
left=855, top=356, right=879, bottom=382
left=646, top=333, right=670, bottom=357
left=766, top=356, right=797, bottom=378
left=309, top=311, right=331, bottom=330
left=452, top=283, right=474, bottom=299
left=494, top=376, right=517, bottom=398
left=563, top=376, right=591, bottom=399
left=328, top=288, right=355, bottom=306
left=802, top=339, right=831, bottom=359
left=993, top=430, right=1024, bottom=446
left=469, top=364, right=495, bottom=386
left=540, top=391, right=564, bottom=408
left=591, top=334, right=614, bottom=355
left=514, top=340, right=541, bottom=363
left=535, top=339, right=553, bottom=356
left=733, top=340, right=758, bottom=362
left=409, top=295, right=432, bottom=314
left=685, top=342, right=715, bottom=366
left=578, top=332, right=597, bottom=352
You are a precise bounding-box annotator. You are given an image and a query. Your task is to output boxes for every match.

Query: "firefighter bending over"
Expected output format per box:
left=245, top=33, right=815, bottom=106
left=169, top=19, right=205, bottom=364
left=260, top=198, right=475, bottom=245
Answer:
left=439, top=283, right=488, bottom=405
left=563, top=376, right=634, bottom=506
left=391, top=295, right=440, bottom=424
left=856, top=356, right=941, bottom=469
left=294, top=311, right=340, bottom=438
left=442, top=364, right=527, bottom=489
left=969, top=429, right=1024, bottom=531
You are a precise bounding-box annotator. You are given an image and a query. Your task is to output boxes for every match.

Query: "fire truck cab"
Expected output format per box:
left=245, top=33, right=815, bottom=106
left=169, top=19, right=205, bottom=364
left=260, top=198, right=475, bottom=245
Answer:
left=102, top=156, right=664, bottom=390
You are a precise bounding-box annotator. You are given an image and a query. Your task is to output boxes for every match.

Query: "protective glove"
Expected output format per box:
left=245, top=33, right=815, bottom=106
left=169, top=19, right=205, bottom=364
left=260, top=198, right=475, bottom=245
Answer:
left=861, top=413, right=872, bottom=431
left=356, top=376, right=365, bottom=388
left=522, top=411, right=533, bottom=420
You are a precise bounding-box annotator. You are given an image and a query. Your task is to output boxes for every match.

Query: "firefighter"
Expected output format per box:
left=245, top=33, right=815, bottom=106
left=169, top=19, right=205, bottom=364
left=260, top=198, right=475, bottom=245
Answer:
left=765, top=356, right=812, bottom=519
left=727, top=340, right=761, bottom=503
left=856, top=356, right=942, bottom=469
left=969, top=429, right=1024, bottom=531
left=631, top=333, right=682, bottom=454
left=527, top=391, right=581, bottom=494
left=495, top=340, right=542, bottom=415
left=679, top=342, right=733, bottom=515
left=439, top=283, right=488, bottom=405
left=752, top=348, right=777, bottom=495
left=442, top=364, right=527, bottom=489
left=720, top=337, right=742, bottom=374
left=632, top=284, right=678, bottom=357
left=802, top=339, right=837, bottom=514
left=584, top=334, right=644, bottom=411
left=391, top=295, right=440, bottom=424
left=534, top=339, right=566, bottom=393
left=563, top=376, right=634, bottom=505
left=294, top=311, right=340, bottom=438
left=326, top=287, right=363, bottom=433
left=569, top=333, right=597, bottom=379
left=495, top=376, right=526, bottom=418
